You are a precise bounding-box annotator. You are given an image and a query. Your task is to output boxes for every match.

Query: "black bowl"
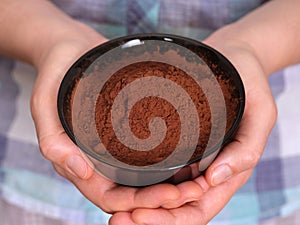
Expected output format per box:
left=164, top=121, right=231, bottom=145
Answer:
left=58, top=33, right=245, bottom=186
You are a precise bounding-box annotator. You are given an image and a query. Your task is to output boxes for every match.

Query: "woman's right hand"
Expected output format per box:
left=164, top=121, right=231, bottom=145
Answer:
left=30, top=18, right=207, bottom=218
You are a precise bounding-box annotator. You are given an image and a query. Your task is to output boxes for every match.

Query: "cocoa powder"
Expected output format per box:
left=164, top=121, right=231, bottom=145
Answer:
left=62, top=42, right=241, bottom=168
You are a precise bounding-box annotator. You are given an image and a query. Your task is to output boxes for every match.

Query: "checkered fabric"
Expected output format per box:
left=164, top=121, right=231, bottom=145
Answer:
left=1, top=1, right=300, bottom=224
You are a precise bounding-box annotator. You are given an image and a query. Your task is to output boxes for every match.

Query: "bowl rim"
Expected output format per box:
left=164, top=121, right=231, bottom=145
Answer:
left=57, top=33, right=245, bottom=172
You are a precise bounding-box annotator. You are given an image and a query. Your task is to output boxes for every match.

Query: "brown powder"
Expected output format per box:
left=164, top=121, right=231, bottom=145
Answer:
left=62, top=46, right=241, bottom=168
left=95, top=61, right=212, bottom=166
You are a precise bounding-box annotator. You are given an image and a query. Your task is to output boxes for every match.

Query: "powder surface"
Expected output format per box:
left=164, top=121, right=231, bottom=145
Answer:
left=62, top=41, right=242, bottom=168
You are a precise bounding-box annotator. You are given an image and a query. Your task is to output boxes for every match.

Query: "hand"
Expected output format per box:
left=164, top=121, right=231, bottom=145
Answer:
left=2, top=0, right=193, bottom=221
left=30, top=21, right=207, bottom=217
left=109, top=31, right=277, bottom=225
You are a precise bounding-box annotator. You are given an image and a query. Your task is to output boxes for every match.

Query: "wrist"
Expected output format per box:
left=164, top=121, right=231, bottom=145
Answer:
left=203, top=24, right=269, bottom=76
left=205, top=0, right=300, bottom=76
left=0, top=0, right=105, bottom=70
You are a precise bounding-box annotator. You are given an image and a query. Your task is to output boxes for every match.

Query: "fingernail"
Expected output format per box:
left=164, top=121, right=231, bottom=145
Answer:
left=66, top=155, right=88, bottom=178
left=211, top=164, right=233, bottom=186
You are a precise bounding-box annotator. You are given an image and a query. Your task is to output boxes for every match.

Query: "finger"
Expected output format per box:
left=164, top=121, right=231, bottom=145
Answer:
left=30, top=43, right=88, bottom=141
left=102, top=183, right=181, bottom=213
left=38, top=131, right=94, bottom=179
left=161, top=179, right=206, bottom=209
left=206, top=86, right=277, bottom=186
left=132, top=170, right=252, bottom=225
left=109, top=212, right=137, bottom=225
left=30, top=45, right=97, bottom=179
left=105, top=175, right=208, bottom=212
left=59, top=162, right=207, bottom=213
left=103, top=178, right=208, bottom=212
left=61, top=170, right=182, bottom=213
left=133, top=205, right=202, bottom=225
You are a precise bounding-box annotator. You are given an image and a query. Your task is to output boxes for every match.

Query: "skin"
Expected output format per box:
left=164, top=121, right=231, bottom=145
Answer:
left=0, top=0, right=299, bottom=224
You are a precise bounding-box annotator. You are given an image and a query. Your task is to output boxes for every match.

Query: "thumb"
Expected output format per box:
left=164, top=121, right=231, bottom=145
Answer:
left=205, top=90, right=277, bottom=186
left=30, top=59, right=95, bottom=180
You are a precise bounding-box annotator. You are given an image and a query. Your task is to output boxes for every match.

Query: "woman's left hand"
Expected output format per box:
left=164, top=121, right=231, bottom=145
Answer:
left=109, top=31, right=277, bottom=225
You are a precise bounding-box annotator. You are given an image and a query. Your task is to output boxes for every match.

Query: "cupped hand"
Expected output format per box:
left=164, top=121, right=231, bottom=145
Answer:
left=30, top=19, right=277, bottom=224
left=30, top=21, right=206, bottom=216
left=109, top=32, right=277, bottom=225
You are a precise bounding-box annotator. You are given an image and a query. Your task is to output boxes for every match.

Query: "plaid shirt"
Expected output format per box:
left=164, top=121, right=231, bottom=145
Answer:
left=1, top=1, right=300, bottom=224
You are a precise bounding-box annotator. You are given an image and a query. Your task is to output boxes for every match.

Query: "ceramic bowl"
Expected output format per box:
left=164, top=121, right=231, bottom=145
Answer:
left=57, top=33, right=245, bottom=186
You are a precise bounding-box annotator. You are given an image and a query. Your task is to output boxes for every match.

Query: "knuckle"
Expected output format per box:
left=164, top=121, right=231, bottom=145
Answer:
left=262, top=95, right=278, bottom=125
left=99, top=203, right=114, bottom=214
left=264, top=93, right=278, bottom=126
left=30, top=90, right=43, bottom=116
left=99, top=195, right=115, bottom=214
left=243, top=147, right=261, bottom=169
left=38, top=137, right=55, bottom=161
left=269, top=100, right=278, bottom=124
left=102, top=207, right=114, bottom=214
left=53, top=164, right=67, bottom=178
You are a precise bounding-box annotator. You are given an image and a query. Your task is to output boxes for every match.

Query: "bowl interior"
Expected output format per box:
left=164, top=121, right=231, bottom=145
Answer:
left=58, top=34, right=245, bottom=172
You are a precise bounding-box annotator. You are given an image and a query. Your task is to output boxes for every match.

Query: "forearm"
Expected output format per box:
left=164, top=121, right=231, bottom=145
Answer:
left=0, top=0, right=102, bottom=68
left=206, top=0, right=300, bottom=75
